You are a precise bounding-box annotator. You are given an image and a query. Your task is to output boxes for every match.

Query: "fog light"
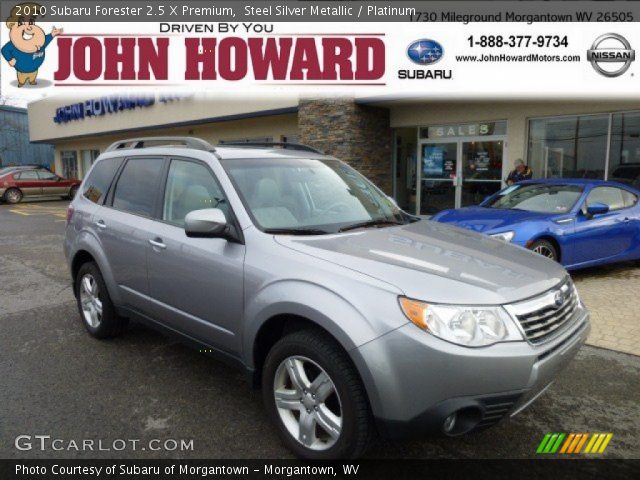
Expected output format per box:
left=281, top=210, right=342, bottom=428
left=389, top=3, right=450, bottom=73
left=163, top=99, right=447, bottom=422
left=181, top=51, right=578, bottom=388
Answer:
left=443, top=413, right=457, bottom=433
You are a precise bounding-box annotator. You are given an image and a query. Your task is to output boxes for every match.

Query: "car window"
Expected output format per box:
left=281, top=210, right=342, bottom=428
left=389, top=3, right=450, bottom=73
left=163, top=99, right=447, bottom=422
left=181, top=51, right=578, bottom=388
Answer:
left=486, top=184, right=583, bottom=213
left=162, top=159, right=228, bottom=226
left=82, top=158, right=124, bottom=204
left=112, top=157, right=164, bottom=217
left=37, top=170, right=58, bottom=180
left=586, top=187, right=626, bottom=211
left=622, top=189, right=639, bottom=208
left=16, top=170, right=38, bottom=180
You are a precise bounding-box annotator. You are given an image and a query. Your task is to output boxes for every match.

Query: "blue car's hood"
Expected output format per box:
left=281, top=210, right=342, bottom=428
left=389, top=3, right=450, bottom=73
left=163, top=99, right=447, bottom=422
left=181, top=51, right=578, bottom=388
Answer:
left=433, top=207, right=552, bottom=233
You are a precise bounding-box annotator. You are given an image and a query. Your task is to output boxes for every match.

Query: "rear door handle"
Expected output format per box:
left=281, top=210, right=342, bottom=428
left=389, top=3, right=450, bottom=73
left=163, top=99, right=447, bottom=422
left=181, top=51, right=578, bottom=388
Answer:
left=95, top=220, right=106, bottom=229
left=148, top=238, right=167, bottom=250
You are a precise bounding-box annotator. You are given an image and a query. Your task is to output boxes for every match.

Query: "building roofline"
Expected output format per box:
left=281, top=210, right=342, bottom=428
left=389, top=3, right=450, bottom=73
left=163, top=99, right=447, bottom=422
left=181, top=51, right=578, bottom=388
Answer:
left=31, top=106, right=299, bottom=144
left=0, top=105, right=27, bottom=114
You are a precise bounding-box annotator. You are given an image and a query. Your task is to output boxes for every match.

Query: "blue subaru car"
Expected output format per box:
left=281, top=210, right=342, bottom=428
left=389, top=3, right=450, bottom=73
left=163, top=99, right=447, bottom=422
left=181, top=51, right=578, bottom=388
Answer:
left=431, top=179, right=640, bottom=270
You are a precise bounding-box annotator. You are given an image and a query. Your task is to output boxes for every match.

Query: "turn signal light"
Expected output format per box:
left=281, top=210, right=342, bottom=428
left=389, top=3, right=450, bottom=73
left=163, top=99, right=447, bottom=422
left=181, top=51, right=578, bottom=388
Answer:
left=399, top=297, right=429, bottom=330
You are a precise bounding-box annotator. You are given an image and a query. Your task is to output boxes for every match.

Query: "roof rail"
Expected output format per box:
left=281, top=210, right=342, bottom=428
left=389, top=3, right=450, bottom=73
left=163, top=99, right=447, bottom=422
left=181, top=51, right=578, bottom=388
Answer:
left=218, top=141, right=323, bottom=154
left=105, top=137, right=215, bottom=153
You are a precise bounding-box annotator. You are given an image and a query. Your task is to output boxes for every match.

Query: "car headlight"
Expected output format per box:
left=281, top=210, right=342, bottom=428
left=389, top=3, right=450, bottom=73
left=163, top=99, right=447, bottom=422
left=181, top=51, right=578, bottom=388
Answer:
left=399, top=297, right=523, bottom=347
left=490, top=231, right=515, bottom=242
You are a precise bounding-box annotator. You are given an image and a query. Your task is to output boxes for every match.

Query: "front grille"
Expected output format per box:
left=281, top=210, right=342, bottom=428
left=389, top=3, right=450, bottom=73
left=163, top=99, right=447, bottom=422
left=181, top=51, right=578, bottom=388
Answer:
left=507, top=279, right=580, bottom=345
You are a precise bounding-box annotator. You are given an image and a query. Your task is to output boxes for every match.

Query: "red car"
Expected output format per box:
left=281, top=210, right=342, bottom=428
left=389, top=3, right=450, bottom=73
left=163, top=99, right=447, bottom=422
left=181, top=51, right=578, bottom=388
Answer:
left=0, top=167, right=81, bottom=204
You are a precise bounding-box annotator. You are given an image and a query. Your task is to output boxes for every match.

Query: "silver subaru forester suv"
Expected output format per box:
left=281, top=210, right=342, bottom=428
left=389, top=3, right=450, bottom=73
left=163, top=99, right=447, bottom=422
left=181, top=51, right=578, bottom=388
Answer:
left=65, top=137, right=590, bottom=459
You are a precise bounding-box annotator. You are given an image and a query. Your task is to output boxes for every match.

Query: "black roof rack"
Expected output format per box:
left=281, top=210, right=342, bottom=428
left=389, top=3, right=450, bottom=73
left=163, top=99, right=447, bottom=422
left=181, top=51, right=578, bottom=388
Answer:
left=218, top=141, right=323, bottom=154
left=105, top=136, right=215, bottom=153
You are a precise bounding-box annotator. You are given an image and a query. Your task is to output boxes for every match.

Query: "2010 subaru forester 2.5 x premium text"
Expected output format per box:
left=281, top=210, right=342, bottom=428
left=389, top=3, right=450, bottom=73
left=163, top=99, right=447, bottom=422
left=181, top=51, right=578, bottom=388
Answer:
left=64, top=137, right=590, bottom=459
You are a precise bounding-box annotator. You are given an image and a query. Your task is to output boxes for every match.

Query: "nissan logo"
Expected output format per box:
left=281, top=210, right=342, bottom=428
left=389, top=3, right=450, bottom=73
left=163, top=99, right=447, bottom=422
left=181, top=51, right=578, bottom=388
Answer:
left=587, top=33, right=635, bottom=77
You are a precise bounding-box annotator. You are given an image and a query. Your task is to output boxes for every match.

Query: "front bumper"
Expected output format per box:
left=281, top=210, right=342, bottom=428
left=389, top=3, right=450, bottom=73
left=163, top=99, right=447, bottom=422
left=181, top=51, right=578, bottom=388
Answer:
left=351, top=309, right=590, bottom=440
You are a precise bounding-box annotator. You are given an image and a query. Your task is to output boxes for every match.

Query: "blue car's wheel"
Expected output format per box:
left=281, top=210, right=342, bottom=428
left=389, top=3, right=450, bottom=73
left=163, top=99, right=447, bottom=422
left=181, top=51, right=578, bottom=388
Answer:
left=529, top=239, right=558, bottom=262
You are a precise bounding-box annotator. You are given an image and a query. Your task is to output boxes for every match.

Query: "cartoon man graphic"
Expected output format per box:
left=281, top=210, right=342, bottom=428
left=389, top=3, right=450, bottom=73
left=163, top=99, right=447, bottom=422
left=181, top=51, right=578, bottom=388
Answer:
left=2, top=3, right=62, bottom=87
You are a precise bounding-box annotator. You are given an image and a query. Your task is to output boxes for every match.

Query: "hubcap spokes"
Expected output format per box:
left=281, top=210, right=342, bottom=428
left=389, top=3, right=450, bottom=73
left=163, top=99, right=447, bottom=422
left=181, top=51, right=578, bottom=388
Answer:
left=79, top=274, right=102, bottom=328
left=274, top=356, right=342, bottom=450
left=533, top=245, right=555, bottom=259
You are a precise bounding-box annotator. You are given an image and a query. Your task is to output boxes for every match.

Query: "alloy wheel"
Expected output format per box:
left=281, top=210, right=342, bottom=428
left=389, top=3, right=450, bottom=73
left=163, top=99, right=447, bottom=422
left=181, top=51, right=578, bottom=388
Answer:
left=533, top=245, right=555, bottom=259
left=273, top=356, right=342, bottom=451
left=79, top=273, right=102, bottom=328
left=6, top=189, right=21, bottom=203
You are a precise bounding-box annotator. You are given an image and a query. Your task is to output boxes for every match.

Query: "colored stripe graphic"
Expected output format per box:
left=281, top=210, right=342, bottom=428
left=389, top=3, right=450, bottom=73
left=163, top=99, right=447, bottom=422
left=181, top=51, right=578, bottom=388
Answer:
left=584, top=433, right=614, bottom=454
left=536, top=433, right=552, bottom=454
left=559, top=433, right=575, bottom=454
left=537, top=433, right=565, bottom=453
left=538, top=433, right=613, bottom=454
left=574, top=433, right=589, bottom=454
left=568, top=433, right=584, bottom=453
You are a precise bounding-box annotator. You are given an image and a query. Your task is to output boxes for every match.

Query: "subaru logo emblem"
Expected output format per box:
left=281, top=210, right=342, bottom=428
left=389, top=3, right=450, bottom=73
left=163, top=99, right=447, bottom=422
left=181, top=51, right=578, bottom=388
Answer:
left=587, top=33, right=635, bottom=77
left=407, top=39, right=444, bottom=66
left=553, top=290, right=565, bottom=308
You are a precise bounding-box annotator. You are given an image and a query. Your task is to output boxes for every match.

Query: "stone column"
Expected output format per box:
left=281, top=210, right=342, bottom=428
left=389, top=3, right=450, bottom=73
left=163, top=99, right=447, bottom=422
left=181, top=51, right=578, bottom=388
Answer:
left=298, top=98, right=393, bottom=194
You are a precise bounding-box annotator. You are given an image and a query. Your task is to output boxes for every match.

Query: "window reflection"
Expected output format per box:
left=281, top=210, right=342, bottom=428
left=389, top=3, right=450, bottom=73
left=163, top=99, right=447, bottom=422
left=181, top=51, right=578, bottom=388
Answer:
left=527, top=115, right=608, bottom=179
left=610, top=112, right=640, bottom=189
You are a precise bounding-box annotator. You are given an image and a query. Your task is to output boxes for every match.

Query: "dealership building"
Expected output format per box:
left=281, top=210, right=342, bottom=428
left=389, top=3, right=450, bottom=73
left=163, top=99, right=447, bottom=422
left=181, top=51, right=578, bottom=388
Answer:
left=0, top=105, right=54, bottom=169
left=28, top=94, right=640, bottom=214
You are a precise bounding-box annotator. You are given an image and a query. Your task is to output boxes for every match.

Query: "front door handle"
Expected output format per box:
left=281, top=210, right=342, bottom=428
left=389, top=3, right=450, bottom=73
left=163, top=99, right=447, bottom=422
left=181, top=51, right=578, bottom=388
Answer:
left=95, top=220, right=106, bottom=229
left=148, top=238, right=167, bottom=250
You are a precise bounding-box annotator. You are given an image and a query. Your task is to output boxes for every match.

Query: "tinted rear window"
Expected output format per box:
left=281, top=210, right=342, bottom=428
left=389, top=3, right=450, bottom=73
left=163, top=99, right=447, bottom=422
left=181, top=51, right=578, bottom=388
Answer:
left=82, top=158, right=124, bottom=204
left=112, top=157, right=164, bottom=217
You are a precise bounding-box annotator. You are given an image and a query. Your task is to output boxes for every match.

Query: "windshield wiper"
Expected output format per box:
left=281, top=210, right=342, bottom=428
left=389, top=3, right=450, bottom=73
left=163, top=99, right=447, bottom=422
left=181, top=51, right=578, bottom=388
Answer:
left=339, top=219, right=403, bottom=232
left=264, top=228, right=329, bottom=235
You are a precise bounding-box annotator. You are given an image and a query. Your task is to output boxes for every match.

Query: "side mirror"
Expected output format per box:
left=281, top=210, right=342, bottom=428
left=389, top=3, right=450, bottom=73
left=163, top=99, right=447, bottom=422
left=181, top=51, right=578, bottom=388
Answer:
left=184, top=208, right=227, bottom=238
left=586, top=202, right=610, bottom=218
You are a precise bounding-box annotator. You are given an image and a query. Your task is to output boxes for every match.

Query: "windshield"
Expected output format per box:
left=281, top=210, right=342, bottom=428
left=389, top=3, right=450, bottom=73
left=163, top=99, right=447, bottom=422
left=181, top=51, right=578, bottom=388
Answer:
left=485, top=183, right=583, bottom=213
left=222, top=157, right=411, bottom=233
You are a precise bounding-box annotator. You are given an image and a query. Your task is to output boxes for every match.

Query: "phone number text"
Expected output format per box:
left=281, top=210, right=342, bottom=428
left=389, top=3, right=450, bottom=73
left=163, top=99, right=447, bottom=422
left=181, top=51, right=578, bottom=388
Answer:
left=467, top=35, right=569, bottom=48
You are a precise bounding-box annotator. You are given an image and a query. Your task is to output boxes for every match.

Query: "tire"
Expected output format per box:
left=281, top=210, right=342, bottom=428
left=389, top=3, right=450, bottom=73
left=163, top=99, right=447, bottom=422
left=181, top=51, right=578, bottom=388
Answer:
left=75, top=262, right=128, bottom=339
left=529, top=239, right=559, bottom=262
left=262, top=328, right=373, bottom=459
left=4, top=188, right=22, bottom=204
left=66, top=185, right=79, bottom=200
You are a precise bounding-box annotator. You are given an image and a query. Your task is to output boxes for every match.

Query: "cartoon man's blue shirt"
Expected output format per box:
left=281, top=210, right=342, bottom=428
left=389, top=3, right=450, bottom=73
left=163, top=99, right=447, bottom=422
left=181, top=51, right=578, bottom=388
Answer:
left=2, top=34, right=53, bottom=72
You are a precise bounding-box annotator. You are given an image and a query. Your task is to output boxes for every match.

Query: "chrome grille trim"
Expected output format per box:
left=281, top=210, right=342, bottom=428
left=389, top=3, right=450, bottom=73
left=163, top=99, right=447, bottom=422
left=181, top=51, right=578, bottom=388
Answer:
left=505, top=278, right=581, bottom=345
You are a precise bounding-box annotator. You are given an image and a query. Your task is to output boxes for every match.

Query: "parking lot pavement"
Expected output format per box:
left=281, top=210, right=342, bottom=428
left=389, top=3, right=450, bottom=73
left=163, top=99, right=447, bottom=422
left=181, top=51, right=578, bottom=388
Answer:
left=4, top=203, right=68, bottom=221
left=573, top=264, right=640, bottom=357
left=1, top=201, right=639, bottom=459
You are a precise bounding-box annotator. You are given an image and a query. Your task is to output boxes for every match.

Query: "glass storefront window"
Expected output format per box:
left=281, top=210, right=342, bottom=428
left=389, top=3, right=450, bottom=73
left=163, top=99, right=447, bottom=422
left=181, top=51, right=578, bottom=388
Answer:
left=60, top=151, right=78, bottom=179
left=461, top=140, right=503, bottom=207
left=422, top=143, right=457, bottom=179
left=393, top=128, right=418, bottom=214
left=527, top=115, right=609, bottom=179
left=609, top=112, right=640, bottom=188
left=462, top=141, right=503, bottom=181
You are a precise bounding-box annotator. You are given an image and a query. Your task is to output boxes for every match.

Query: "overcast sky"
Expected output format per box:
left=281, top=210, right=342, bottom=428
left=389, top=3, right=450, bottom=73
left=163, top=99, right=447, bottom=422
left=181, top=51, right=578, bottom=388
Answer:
left=1, top=91, right=37, bottom=108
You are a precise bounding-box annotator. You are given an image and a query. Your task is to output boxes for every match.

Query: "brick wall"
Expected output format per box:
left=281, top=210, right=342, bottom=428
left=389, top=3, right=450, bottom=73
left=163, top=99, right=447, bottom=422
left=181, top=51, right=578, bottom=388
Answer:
left=298, top=98, right=393, bottom=194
